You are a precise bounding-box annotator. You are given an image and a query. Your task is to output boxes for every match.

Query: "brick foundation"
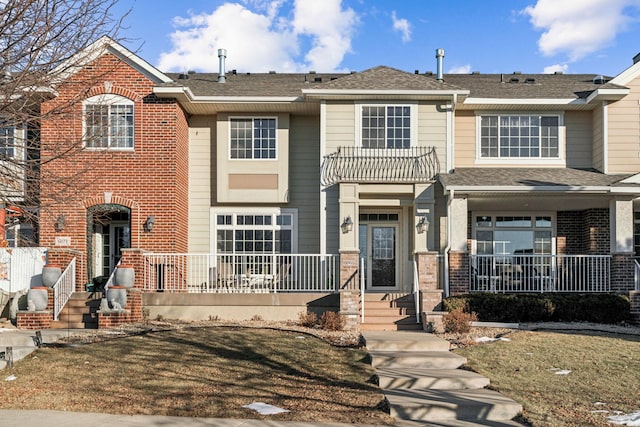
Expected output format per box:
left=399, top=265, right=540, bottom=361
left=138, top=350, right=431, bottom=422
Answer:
left=97, top=290, right=143, bottom=328
left=630, top=291, right=640, bottom=325
left=611, top=253, right=635, bottom=293
left=17, top=311, right=53, bottom=329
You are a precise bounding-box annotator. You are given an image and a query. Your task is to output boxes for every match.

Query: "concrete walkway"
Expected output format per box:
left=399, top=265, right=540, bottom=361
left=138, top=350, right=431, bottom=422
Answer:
left=363, top=331, right=524, bottom=427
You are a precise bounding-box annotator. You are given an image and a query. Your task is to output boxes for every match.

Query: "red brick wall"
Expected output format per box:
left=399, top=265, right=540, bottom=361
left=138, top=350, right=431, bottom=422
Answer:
left=39, top=52, right=189, bottom=284
left=557, top=209, right=609, bottom=255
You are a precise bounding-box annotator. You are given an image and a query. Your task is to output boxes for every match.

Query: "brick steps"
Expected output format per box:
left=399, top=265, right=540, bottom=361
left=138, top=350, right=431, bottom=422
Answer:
left=49, top=292, right=101, bottom=329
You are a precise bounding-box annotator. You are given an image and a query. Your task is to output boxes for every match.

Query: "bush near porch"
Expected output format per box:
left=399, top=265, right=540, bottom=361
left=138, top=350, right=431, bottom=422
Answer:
left=443, top=293, right=631, bottom=324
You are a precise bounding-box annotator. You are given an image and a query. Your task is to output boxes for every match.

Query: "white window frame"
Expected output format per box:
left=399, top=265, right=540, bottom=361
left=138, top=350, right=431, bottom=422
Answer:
left=229, top=116, right=278, bottom=160
left=354, top=102, right=418, bottom=149
left=83, top=94, right=134, bottom=150
left=471, top=212, right=556, bottom=256
left=475, top=112, right=565, bottom=165
left=211, top=207, right=298, bottom=255
left=0, top=123, right=25, bottom=160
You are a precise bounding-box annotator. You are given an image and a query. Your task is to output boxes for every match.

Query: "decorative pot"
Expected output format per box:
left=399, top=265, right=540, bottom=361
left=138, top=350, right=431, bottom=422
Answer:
left=41, top=265, right=62, bottom=288
left=106, top=286, right=127, bottom=310
left=27, top=287, right=49, bottom=311
left=114, top=265, right=135, bottom=289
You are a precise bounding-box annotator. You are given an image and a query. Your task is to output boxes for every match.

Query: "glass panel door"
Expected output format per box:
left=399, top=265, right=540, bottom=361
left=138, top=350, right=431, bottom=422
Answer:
left=371, top=226, right=397, bottom=288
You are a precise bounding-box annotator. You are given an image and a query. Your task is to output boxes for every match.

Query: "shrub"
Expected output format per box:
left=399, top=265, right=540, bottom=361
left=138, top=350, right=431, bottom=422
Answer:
left=443, top=293, right=631, bottom=324
left=298, top=311, right=319, bottom=328
left=319, top=311, right=345, bottom=331
left=443, top=308, right=478, bottom=333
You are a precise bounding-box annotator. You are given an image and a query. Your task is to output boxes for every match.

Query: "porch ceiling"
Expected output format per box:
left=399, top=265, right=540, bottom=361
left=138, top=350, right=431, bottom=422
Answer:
left=465, top=193, right=611, bottom=211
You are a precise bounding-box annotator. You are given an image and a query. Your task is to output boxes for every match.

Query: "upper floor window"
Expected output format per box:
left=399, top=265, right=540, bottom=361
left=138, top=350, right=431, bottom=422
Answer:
left=230, top=118, right=276, bottom=159
left=0, top=124, right=15, bottom=158
left=84, top=95, right=134, bottom=149
left=480, top=114, right=559, bottom=158
left=361, top=105, right=412, bottom=149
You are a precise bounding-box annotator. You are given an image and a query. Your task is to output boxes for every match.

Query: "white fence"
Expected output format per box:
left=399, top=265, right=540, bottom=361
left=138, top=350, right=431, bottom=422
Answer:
left=470, top=254, right=611, bottom=293
left=0, top=247, right=47, bottom=293
left=142, top=253, right=339, bottom=293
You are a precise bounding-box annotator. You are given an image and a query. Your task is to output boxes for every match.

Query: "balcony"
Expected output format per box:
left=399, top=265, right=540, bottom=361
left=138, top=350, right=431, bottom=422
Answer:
left=321, top=146, right=440, bottom=186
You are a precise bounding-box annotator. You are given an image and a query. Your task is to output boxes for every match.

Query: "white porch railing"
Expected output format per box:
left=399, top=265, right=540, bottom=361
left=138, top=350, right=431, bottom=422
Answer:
left=142, top=253, right=339, bottom=293
left=53, top=258, right=76, bottom=321
left=360, top=257, right=365, bottom=322
left=635, top=259, right=640, bottom=291
left=469, top=254, right=611, bottom=293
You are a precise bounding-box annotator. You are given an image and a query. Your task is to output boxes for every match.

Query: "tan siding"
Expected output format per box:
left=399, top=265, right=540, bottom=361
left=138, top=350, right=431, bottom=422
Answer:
left=454, top=110, right=476, bottom=167
left=608, top=76, right=640, bottom=173
left=592, top=104, right=604, bottom=171
left=188, top=115, right=215, bottom=253
left=325, top=101, right=355, bottom=152
left=289, top=115, right=321, bottom=253
left=565, top=111, right=592, bottom=168
left=418, top=102, right=447, bottom=167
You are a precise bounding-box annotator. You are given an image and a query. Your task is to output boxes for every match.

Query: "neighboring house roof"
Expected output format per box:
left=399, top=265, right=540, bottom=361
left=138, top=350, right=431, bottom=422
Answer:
left=439, top=168, right=639, bottom=192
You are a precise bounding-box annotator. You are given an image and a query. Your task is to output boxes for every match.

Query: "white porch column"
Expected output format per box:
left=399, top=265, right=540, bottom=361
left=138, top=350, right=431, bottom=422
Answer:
left=610, top=197, right=634, bottom=253
left=450, top=196, right=468, bottom=252
left=414, top=183, right=435, bottom=252
left=338, top=183, right=359, bottom=252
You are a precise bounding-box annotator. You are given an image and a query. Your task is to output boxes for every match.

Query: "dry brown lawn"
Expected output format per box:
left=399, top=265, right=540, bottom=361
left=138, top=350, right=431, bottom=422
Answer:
left=455, top=328, right=640, bottom=427
left=0, top=325, right=394, bottom=425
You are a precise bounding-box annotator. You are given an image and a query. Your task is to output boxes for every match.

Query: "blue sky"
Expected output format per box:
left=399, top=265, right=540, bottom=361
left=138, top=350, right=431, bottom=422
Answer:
left=112, top=0, right=640, bottom=76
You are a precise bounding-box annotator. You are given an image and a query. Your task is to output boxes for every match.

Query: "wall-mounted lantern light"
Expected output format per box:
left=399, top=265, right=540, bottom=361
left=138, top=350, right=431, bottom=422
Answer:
left=144, top=215, right=155, bottom=232
left=340, top=216, right=353, bottom=234
left=416, top=216, right=430, bottom=234
left=54, top=215, right=66, bottom=232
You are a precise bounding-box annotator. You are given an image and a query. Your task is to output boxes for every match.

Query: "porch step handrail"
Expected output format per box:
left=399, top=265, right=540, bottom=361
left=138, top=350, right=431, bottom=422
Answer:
left=53, top=258, right=76, bottom=321
left=413, top=256, right=420, bottom=323
left=469, top=254, right=611, bottom=293
left=360, top=257, right=365, bottom=322
left=635, top=259, right=640, bottom=291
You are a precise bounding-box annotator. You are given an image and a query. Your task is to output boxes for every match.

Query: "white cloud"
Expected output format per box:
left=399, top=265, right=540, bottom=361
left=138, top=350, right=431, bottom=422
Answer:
left=448, top=64, right=472, bottom=74
left=543, top=63, right=569, bottom=74
left=391, top=11, right=411, bottom=43
left=157, top=0, right=358, bottom=73
left=522, top=0, right=640, bottom=61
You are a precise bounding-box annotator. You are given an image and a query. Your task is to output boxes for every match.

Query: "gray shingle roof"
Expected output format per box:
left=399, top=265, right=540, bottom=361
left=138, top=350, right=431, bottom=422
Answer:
left=161, top=72, right=346, bottom=97
left=314, top=66, right=465, bottom=91
left=441, top=73, right=626, bottom=99
left=439, top=168, right=634, bottom=188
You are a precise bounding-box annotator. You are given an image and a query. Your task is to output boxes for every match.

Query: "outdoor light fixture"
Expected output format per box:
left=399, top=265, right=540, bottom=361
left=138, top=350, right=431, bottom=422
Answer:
left=416, top=216, right=430, bottom=234
left=144, top=215, right=155, bottom=232
left=340, top=216, right=353, bottom=234
left=54, top=215, right=66, bottom=232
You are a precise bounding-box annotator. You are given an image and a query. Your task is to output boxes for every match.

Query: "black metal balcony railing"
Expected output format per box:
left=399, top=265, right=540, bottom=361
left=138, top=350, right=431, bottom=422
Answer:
left=320, top=146, right=440, bottom=186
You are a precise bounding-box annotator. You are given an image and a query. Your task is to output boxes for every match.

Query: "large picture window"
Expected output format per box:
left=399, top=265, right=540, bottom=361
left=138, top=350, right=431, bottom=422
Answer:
left=230, top=118, right=276, bottom=159
left=474, top=214, right=553, bottom=256
left=361, top=105, right=412, bottom=149
left=84, top=95, right=134, bottom=149
left=215, top=211, right=295, bottom=255
left=480, top=114, right=559, bottom=158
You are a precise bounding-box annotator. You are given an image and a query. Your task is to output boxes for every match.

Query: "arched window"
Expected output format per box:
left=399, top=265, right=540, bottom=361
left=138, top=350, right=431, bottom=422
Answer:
left=83, top=94, right=134, bottom=149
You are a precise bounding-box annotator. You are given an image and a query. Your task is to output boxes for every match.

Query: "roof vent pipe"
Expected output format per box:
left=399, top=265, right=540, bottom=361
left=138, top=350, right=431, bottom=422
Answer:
left=217, top=48, right=227, bottom=83
left=435, top=48, right=445, bottom=81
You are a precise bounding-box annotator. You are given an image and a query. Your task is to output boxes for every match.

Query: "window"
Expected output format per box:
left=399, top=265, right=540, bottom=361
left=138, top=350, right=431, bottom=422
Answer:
left=474, top=214, right=553, bottom=256
left=0, top=124, right=15, bottom=158
left=215, top=211, right=295, bottom=254
left=361, top=105, right=412, bottom=149
left=480, top=115, right=559, bottom=158
left=230, top=118, right=276, bottom=159
left=84, top=95, right=134, bottom=149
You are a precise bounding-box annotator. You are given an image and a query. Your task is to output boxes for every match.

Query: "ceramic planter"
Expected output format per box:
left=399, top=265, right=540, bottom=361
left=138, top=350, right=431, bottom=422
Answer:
left=27, top=287, right=48, bottom=311
left=106, top=286, right=127, bottom=309
left=41, top=265, right=62, bottom=288
left=114, top=265, right=135, bottom=289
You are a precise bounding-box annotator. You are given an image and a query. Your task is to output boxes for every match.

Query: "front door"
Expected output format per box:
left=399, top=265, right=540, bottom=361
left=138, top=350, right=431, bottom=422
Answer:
left=88, top=205, right=131, bottom=280
left=359, top=222, right=399, bottom=290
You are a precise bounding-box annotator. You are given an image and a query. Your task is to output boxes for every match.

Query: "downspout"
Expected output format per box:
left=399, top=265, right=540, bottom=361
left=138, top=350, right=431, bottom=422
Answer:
left=443, top=188, right=454, bottom=297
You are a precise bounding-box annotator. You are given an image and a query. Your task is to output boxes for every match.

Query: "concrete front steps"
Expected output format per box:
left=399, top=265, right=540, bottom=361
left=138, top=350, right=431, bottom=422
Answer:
left=364, top=331, right=523, bottom=426
left=49, top=292, right=101, bottom=329
left=360, top=293, right=422, bottom=331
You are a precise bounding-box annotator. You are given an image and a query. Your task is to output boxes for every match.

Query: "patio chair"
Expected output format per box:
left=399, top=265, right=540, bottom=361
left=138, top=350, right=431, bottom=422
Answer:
left=216, top=261, right=235, bottom=292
